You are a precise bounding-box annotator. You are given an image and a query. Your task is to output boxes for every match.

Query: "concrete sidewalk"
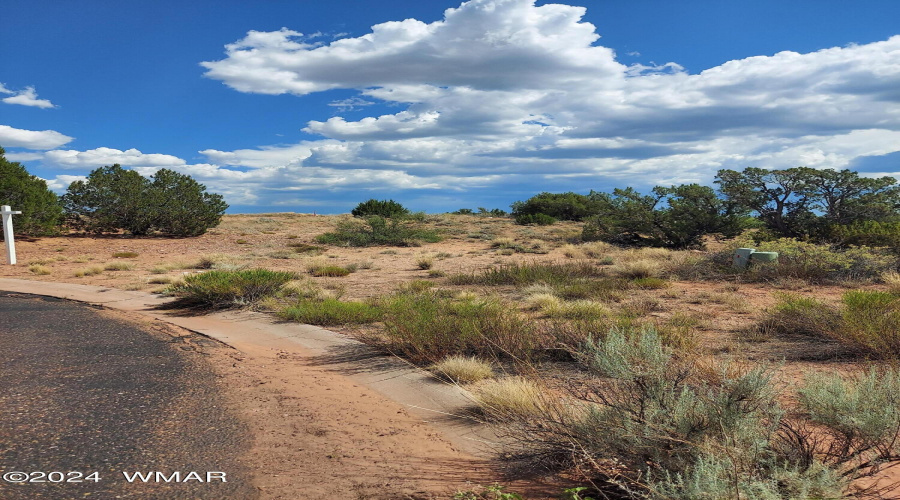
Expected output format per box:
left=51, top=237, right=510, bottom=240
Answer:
left=0, top=278, right=496, bottom=456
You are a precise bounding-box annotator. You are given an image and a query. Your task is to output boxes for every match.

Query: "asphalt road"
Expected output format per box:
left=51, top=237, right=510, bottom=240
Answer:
left=0, top=292, right=256, bottom=500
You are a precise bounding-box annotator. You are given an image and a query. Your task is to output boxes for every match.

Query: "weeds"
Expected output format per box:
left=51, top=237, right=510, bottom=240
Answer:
left=378, top=290, right=540, bottom=363
left=449, top=262, right=602, bottom=287
left=73, top=266, right=103, bottom=277
left=316, top=216, right=441, bottom=247
left=278, top=298, right=382, bottom=325
left=112, top=251, right=139, bottom=258
left=104, top=262, right=133, bottom=271
left=165, top=269, right=297, bottom=309
left=431, top=356, right=494, bottom=383
left=28, top=264, right=51, bottom=275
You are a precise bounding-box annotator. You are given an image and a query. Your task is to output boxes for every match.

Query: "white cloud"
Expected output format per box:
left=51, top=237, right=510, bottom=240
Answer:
left=1, top=86, right=56, bottom=108
left=202, top=0, right=623, bottom=95
left=20, top=0, right=900, bottom=211
left=44, top=175, right=87, bottom=191
left=43, top=147, right=187, bottom=169
left=0, top=125, right=73, bottom=149
left=0, top=83, right=14, bottom=95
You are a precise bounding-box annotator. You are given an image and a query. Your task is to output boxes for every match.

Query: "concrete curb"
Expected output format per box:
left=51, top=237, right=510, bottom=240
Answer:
left=0, top=278, right=498, bottom=456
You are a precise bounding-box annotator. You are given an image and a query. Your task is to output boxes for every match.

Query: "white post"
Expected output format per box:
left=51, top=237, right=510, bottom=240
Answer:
left=2, top=205, right=23, bottom=265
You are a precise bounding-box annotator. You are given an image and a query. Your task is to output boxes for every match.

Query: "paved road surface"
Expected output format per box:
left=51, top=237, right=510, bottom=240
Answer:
left=0, top=292, right=255, bottom=499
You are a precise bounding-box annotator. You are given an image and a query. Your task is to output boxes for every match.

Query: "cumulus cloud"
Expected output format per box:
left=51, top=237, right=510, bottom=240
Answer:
left=201, top=0, right=623, bottom=95
left=0, top=125, right=73, bottom=149
left=201, top=0, right=900, bottom=200
left=43, top=147, right=187, bottom=169
left=1, top=85, right=56, bottom=108
left=24, top=0, right=900, bottom=211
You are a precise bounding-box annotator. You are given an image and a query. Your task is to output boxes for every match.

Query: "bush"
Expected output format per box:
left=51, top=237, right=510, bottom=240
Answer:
left=378, top=290, right=540, bottom=363
left=755, top=290, right=900, bottom=358
left=511, top=192, right=601, bottom=221
left=830, top=220, right=900, bottom=250
left=514, top=213, right=556, bottom=226
left=166, top=269, right=296, bottom=308
left=498, top=327, right=900, bottom=498
left=0, top=146, right=63, bottom=235
left=350, top=199, right=410, bottom=218
left=839, top=290, right=900, bottom=356
left=316, top=216, right=441, bottom=247
left=582, top=185, right=747, bottom=249
left=278, top=298, right=382, bottom=325
left=62, top=165, right=227, bottom=236
left=674, top=236, right=899, bottom=284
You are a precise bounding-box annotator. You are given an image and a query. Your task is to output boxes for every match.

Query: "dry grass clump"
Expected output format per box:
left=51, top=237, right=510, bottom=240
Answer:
left=416, top=256, right=434, bottom=270
left=191, top=253, right=241, bottom=271
left=112, top=251, right=139, bottom=258
left=611, top=258, right=662, bottom=279
left=581, top=241, right=613, bottom=258
left=548, top=300, right=609, bottom=321
left=431, top=356, right=494, bottom=384
left=104, top=262, right=133, bottom=271
left=147, top=276, right=175, bottom=285
left=474, top=377, right=545, bottom=420
left=523, top=292, right=562, bottom=312
left=28, top=264, right=51, bottom=275
left=308, top=265, right=352, bottom=277
left=881, top=270, right=900, bottom=294
left=74, top=266, right=104, bottom=277
left=150, top=263, right=181, bottom=274
left=561, top=244, right=585, bottom=259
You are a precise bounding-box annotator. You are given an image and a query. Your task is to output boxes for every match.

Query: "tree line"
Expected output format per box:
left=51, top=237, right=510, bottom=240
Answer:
left=511, top=167, right=900, bottom=249
left=0, top=147, right=227, bottom=237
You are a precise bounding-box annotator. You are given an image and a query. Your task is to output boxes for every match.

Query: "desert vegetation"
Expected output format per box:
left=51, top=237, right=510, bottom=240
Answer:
left=7, top=163, right=900, bottom=498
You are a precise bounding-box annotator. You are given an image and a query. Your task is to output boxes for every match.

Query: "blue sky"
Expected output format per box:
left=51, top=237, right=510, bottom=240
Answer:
left=3, top=0, right=900, bottom=213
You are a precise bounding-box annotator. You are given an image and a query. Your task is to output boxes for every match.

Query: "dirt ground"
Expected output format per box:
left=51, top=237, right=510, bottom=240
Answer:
left=93, top=308, right=558, bottom=499
left=2, top=213, right=898, bottom=497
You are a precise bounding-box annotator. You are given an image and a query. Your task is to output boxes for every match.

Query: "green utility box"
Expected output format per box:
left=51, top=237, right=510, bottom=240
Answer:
left=733, top=248, right=779, bottom=269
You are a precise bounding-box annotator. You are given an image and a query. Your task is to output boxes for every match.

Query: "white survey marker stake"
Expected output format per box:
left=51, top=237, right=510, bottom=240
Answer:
left=2, top=205, right=22, bottom=265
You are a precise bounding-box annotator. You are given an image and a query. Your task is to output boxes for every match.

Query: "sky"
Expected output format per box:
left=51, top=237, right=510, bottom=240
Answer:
left=2, top=0, right=900, bottom=214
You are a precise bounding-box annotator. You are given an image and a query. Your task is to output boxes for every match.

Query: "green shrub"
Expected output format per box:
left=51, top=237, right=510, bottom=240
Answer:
left=582, top=185, right=747, bottom=249
left=499, top=327, right=900, bottom=498
left=379, top=290, right=540, bottom=363
left=798, top=367, right=900, bottom=484
left=278, top=298, right=382, bottom=325
left=753, top=293, right=843, bottom=339
left=316, top=216, right=441, bottom=247
left=753, top=290, right=900, bottom=358
left=62, top=165, right=227, bottom=236
left=166, top=269, right=296, bottom=308
left=510, top=192, right=601, bottom=221
left=0, top=147, right=63, bottom=235
left=514, top=213, right=556, bottom=226
left=350, top=199, right=410, bottom=218
left=838, top=290, right=900, bottom=356
left=676, top=236, right=899, bottom=284
left=750, top=238, right=896, bottom=283
left=830, top=220, right=900, bottom=250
